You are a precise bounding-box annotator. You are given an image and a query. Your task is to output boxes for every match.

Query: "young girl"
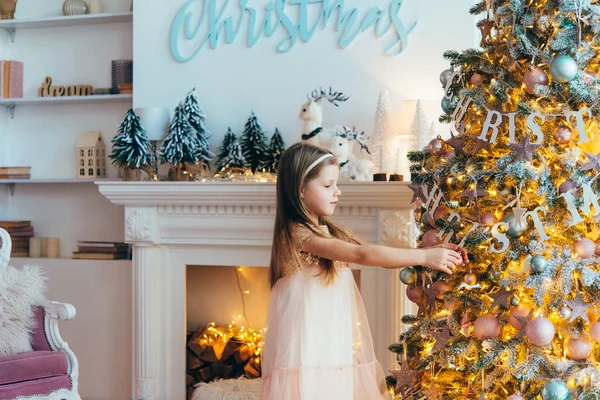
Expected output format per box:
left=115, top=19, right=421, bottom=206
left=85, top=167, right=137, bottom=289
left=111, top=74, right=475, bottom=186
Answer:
left=260, top=143, right=468, bottom=400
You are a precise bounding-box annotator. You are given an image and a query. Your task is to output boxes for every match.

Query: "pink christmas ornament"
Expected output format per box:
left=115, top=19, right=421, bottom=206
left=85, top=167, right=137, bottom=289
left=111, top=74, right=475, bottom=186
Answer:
left=421, top=230, right=441, bottom=247
left=427, top=138, right=445, bottom=156
left=480, top=212, right=498, bottom=227
left=565, top=334, right=592, bottom=360
left=525, top=317, right=555, bottom=346
left=463, top=273, right=477, bottom=286
left=406, top=285, right=423, bottom=303
left=523, top=68, right=549, bottom=94
left=584, top=71, right=599, bottom=85
left=442, top=148, right=455, bottom=159
left=559, top=180, right=577, bottom=194
left=507, top=395, right=525, bottom=400
left=444, top=297, right=457, bottom=311
left=473, top=314, right=500, bottom=340
left=508, top=304, right=532, bottom=330
left=432, top=281, right=452, bottom=299
left=470, top=73, right=484, bottom=86
left=554, top=125, right=572, bottom=144
left=421, top=211, right=436, bottom=228
left=590, top=321, right=600, bottom=342
left=575, top=238, right=595, bottom=259
left=434, top=205, right=451, bottom=220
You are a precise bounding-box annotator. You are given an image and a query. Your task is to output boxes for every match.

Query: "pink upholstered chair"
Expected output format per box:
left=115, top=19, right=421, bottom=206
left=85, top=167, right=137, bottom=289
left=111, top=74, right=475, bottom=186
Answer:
left=0, top=228, right=80, bottom=400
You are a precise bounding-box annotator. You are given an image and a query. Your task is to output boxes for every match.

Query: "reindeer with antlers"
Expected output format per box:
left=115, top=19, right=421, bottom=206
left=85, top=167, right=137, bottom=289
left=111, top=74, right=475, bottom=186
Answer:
left=298, top=87, right=373, bottom=181
left=299, top=87, right=350, bottom=149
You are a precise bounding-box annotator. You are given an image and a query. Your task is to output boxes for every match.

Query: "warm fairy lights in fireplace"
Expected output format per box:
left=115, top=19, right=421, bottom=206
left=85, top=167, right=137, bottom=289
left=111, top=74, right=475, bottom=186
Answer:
left=201, top=322, right=265, bottom=365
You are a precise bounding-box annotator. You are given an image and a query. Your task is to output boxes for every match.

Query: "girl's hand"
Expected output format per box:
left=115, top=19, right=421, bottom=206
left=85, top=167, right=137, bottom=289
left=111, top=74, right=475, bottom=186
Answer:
left=423, top=246, right=464, bottom=275
left=435, top=243, right=469, bottom=265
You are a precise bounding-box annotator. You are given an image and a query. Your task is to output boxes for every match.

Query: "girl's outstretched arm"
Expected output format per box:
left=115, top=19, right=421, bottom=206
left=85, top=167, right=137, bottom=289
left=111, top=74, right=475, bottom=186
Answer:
left=303, top=236, right=468, bottom=275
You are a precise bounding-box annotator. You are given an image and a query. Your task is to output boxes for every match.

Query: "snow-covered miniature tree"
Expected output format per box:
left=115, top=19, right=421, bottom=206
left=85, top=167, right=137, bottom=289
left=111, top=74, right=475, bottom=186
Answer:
left=184, top=88, right=214, bottom=170
left=109, top=108, right=151, bottom=169
left=241, top=111, right=268, bottom=173
left=262, top=128, right=285, bottom=173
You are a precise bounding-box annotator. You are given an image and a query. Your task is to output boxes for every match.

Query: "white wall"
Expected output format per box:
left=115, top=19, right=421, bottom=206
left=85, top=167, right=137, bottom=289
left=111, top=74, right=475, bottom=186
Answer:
left=135, top=0, right=476, bottom=149
left=11, top=258, right=132, bottom=400
left=1, top=1, right=132, bottom=399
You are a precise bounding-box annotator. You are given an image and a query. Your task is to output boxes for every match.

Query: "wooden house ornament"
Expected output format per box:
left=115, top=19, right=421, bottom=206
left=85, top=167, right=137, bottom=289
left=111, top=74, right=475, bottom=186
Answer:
left=77, top=131, right=106, bottom=179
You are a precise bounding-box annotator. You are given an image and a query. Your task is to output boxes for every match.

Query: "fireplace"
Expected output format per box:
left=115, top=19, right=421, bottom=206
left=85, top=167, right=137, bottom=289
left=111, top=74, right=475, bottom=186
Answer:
left=97, top=181, right=415, bottom=400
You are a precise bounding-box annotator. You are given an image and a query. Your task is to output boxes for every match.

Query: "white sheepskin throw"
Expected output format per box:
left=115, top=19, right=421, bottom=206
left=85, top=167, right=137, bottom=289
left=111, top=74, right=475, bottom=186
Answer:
left=0, top=264, right=46, bottom=355
left=191, top=378, right=261, bottom=400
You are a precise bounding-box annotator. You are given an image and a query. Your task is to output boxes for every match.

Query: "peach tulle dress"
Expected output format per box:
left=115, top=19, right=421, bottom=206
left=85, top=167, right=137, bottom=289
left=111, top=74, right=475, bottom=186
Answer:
left=260, top=224, right=388, bottom=400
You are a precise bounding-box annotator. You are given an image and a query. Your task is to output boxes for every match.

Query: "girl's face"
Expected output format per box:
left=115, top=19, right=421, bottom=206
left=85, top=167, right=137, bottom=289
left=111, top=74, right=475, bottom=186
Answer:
left=301, top=164, right=341, bottom=223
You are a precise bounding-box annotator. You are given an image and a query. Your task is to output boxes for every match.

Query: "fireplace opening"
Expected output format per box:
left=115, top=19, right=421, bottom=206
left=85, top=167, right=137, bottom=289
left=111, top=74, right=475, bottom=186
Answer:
left=185, top=265, right=362, bottom=398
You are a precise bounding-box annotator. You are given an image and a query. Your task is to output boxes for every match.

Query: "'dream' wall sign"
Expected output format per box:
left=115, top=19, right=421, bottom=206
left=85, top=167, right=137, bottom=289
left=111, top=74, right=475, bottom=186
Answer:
left=170, top=0, right=418, bottom=62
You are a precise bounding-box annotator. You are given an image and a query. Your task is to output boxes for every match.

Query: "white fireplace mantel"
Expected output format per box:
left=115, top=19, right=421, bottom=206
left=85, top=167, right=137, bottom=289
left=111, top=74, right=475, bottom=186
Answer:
left=97, top=181, right=416, bottom=400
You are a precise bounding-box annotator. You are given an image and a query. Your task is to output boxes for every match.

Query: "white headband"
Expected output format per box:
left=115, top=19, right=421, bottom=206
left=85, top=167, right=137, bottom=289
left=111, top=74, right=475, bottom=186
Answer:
left=304, top=154, right=333, bottom=177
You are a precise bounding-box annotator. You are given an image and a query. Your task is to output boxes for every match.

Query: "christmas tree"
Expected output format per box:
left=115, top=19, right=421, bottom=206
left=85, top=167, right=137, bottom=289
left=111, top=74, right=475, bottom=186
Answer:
left=390, top=2, right=600, bottom=399
left=371, top=90, right=393, bottom=174
left=184, top=88, right=214, bottom=170
left=216, top=127, right=247, bottom=170
left=160, top=103, right=198, bottom=166
left=262, top=128, right=286, bottom=173
left=241, top=111, right=268, bottom=173
left=109, top=108, right=151, bottom=169
left=220, top=135, right=247, bottom=170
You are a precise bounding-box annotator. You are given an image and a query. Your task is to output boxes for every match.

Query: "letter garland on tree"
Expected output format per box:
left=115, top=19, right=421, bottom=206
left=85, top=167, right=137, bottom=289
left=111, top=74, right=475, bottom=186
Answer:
left=241, top=111, right=268, bottom=173
left=160, top=103, right=199, bottom=180
left=109, top=109, right=152, bottom=180
left=216, top=127, right=248, bottom=171
left=184, top=88, right=214, bottom=170
left=391, top=2, right=600, bottom=400
left=262, top=128, right=286, bottom=173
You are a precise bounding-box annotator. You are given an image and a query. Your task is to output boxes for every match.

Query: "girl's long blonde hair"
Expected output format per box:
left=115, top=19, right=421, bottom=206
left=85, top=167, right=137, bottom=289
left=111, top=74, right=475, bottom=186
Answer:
left=269, top=142, right=354, bottom=287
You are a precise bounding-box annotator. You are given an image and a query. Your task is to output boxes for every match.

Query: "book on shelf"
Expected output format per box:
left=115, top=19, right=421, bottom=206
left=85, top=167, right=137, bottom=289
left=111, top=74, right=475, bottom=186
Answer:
left=0, top=174, right=31, bottom=180
left=0, top=61, right=24, bottom=99
left=76, top=241, right=128, bottom=247
left=0, top=220, right=31, bottom=229
left=72, top=252, right=128, bottom=260
left=74, top=241, right=130, bottom=259
left=0, top=167, right=31, bottom=175
left=3, top=225, right=33, bottom=233
left=10, top=251, right=29, bottom=258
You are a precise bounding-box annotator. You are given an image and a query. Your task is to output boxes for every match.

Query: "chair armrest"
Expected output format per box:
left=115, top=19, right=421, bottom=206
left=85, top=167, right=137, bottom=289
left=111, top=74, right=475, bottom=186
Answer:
left=42, top=300, right=76, bottom=321
left=41, top=300, right=79, bottom=380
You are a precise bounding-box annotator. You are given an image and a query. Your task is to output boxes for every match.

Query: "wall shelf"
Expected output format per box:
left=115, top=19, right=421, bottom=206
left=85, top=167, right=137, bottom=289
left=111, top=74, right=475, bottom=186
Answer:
left=1, top=178, right=118, bottom=195
left=0, top=12, right=133, bottom=42
left=0, top=94, right=133, bottom=118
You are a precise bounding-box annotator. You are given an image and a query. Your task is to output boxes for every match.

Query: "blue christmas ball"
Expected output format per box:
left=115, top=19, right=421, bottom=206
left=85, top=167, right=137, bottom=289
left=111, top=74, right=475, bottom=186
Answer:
left=541, top=380, right=570, bottom=400
left=441, top=96, right=458, bottom=115
left=531, top=255, right=548, bottom=273
left=550, top=56, right=578, bottom=83
left=399, top=267, right=417, bottom=285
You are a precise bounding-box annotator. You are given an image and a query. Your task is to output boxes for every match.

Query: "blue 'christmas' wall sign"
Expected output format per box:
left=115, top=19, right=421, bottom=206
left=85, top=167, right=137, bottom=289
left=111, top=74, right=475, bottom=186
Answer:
left=170, top=0, right=417, bottom=62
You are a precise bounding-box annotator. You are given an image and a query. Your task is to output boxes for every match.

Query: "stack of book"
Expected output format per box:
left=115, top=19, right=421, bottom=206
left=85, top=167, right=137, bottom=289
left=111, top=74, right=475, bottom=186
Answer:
left=0, top=60, right=24, bottom=98
left=0, top=166, right=31, bottom=180
left=118, top=83, right=132, bottom=94
left=0, top=221, right=34, bottom=257
left=73, top=241, right=130, bottom=260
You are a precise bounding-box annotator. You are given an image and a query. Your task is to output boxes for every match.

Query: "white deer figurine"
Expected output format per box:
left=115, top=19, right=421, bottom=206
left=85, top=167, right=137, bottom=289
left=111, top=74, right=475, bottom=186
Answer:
left=299, top=87, right=349, bottom=149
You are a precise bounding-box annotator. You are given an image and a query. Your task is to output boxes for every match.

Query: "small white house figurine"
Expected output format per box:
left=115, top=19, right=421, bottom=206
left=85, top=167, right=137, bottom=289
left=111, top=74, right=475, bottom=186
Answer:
left=76, top=131, right=106, bottom=179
